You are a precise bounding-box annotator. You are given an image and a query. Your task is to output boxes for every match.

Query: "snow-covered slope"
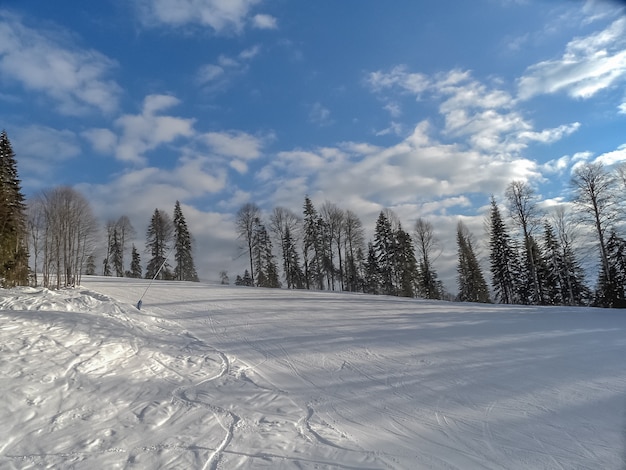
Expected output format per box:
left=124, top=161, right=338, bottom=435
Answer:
left=1, top=276, right=625, bottom=469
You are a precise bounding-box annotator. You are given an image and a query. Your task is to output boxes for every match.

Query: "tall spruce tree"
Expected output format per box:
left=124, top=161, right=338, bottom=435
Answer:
left=414, top=217, right=443, bottom=300
left=363, top=242, right=380, bottom=295
left=145, top=208, right=173, bottom=280
left=110, top=228, right=124, bottom=277
left=373, top=211, right=395, bottom=296
left=395, top=224, right=419, bottom=298
left=488, top=196, right=521, bottom=304
left=456, top=221, right=490, bottom=303
left=0, top=130, right=29, bottom=287
left=302, top=196, right=324, bottom=290
left=173, top=201, right=199, bottom=282
left=128, top=244, right=142, bottom=278
left=596, top=230, right=626, bottom=308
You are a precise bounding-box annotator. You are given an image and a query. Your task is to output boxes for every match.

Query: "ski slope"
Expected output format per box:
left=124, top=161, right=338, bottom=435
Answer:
left=1, top=276, right=625, bottom=469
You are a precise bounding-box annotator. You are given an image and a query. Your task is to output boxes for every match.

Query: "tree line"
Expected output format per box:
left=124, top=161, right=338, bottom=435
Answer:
left=1, top=130, right=199, bottom=288
left=234, top=165, right=626, bottom=308
left=2, top=129, right=626, bottom=307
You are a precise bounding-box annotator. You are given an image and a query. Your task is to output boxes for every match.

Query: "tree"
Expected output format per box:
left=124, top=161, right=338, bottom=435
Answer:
left=173, top=201, right=199, bottom=282
left=595, top=230, right=626, bottom=308
left=110, top=227, right=124, bottom=277
left=343, top=210, right=365, bottom=292
left=302, top=196, right=324, bottom=290
left=145, top=208, right=173, bottom=280
left=488, top=196, right=521, bottom=304
left=115, top=215, right=135, bottom=275
left=85, top=254, right=96, bottom=275
left=219, top=270, right=230, bottom=285
left=395, top=224, right=419, bottom=297
left=236, top=202, right=261, bottom=285
left=373, top=211, right=395, bottom=296
left=456, top=221, right=490, bottom=303
left=320, top=201, right=345, bottom=290
left=505, top=181, right=543, bottom=304
left=269, top=207, right=302, bottom=288
left=363, top=242, right=380, bottom=295
left=252, top=221, right=280, bottom=288
left=414, top=217, right=443, bottom=300
left=571, top=163, right=617, bottom=297
left=37, top=187, right=98, bottom=289
left=0, top=130, right=29, bottom=287
left=127, top=245, right=142, bottom=278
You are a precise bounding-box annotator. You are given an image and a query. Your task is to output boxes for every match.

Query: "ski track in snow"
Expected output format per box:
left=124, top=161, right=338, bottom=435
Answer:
left=1, top=277, right=626, bottom=469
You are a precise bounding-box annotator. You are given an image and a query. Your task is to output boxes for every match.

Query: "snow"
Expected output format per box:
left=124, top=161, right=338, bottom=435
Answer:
left=1, top=276, right=625, bottom=469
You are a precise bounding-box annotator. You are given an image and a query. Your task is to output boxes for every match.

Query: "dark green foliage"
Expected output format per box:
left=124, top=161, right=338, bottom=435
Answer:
left=253, top=221, right=280, bottom=288
left=111, top=228, right=124, bottom=277
left=283, top=226, right=305, bottom=289
left=0, top=130, right=29, bottom=287
left=373, top=211, right=395, bottom=296
left=235, top=269, right=253, bottom=286
left=394, top=225, right=419, bottom=298
left=173, top=201, right=199, bottom=282
left=595, top=231, right=626, bottom=308
left=302, top=196, right=324, bottom=290
left=127, top=245, right=142, bottom=278
left=363, top=242, right=380, bottom=295
left=456, top=222, right=490, bottom=303
left=145, top=208, right=173, bottom=280
left=488, top=196, right=521, bottom=304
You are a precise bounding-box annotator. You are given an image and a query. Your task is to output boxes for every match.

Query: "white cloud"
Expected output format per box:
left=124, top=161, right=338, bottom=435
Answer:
left=82, top=128, right=117, bottom=154
left=252, top=14, right=278, bottom=30
left=111, top=94, right=195, bottom=165
left=135, top=0, right=263, bottom=34
left=309, top=102, right=333, bottom=126
left=196, top=46, right=260, bottom=90
left=0, top=12, right=120, bottom=115
left=203, top=130, right=265, bottom=160
left=594, top=143, right=626, bottom=166
left=518, top=17, right=626, bottom=100
left=366, top=65, right=430, bottom=95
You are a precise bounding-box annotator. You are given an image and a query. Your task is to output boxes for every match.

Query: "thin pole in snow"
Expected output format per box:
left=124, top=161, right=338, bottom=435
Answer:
left=137, top=245, right=174, bottom=309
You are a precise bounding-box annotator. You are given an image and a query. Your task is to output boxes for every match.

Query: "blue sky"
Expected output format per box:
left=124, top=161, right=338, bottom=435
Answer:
left=1, top=0, right=626, bottom=288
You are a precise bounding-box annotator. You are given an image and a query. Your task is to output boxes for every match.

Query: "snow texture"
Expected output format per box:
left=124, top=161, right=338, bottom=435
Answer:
left=1, top=276, right=625, bottom=469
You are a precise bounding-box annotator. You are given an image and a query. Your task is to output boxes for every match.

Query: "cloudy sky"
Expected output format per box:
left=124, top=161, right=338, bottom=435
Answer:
left=1, top=0, right=626, bottom=289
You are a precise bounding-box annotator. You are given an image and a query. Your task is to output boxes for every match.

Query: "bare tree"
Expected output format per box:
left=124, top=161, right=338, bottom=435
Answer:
left=236, top=202, right=261, bottom=285
left=269, top=206, right=300, bottom=287
left=343, top=210, right=365, bottom=292
left=505, top=180, right=543, bottom=304
left=571, top=162, right=617, bottom=285
left=413, top=217, right=442, bottom=299
left=38, top=187, right=98, bottom=289
left=116, top=215, right=135, bottom=274
left=27, top=198, right=45, bottom=286
left=320, top=201, right=345, bottom=290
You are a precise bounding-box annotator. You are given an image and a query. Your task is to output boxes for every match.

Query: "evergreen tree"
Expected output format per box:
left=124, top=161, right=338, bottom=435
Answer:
left=394, top=224, right=419, bottom=297
left=456, top=221, right=490, bottom=303
left=252, top=221, right=280, bottom=288
left=127, top=244, right=142, bottom=278
left=373, top=211, right=395, bottom=296
left=343, top=210, right=365, bottom=292
left=145, top=208, right=173, bottom=280
left=173, top=201, right=199, bottom=282
left=488, top=196, right=521, bottom=304
left=85, top=254, right=96, bottom=276
left=363, top=242, right=380, bottom=295
left=240, top=269, right=253, bottom=286
left=0, top=130, right=29, bottom=287
left=302, top=196, right=324, bottom=290
left=283, top=226, right=305, bottom=289
left=110, top=228, right=124, bottom=277
left=595, top=231, right=626, bottom=308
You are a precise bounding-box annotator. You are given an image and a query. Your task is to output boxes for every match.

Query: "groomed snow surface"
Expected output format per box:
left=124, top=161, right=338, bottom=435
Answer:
left=1, top=277, right=625, bottom=469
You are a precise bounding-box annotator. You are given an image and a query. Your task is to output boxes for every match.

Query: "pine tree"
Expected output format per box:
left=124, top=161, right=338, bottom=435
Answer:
left=0, top=130, right=29, bottom=287
left=373, top=211, right=395, bottom=296
left=145, top=208, right=173, bottom=280
left=110, top=228, right=124, bottom=277
left=127, top=244, right=142, bottom=278
left=488, top=196, right=521, bottom=304
left=456, top=221, right=490, bottom=303
left=283, top=226, right=305, bottom=289
left=302, top=197, right=324, bottom=290
left=173, top=201, right=199, bottom=282
left=85, top=254, right=96, bottom=276
left=596, top=231, right=626, bottom=308
left=394, top=224, right=419, bottom=298
left=363, top=242, right=380, bottom=295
